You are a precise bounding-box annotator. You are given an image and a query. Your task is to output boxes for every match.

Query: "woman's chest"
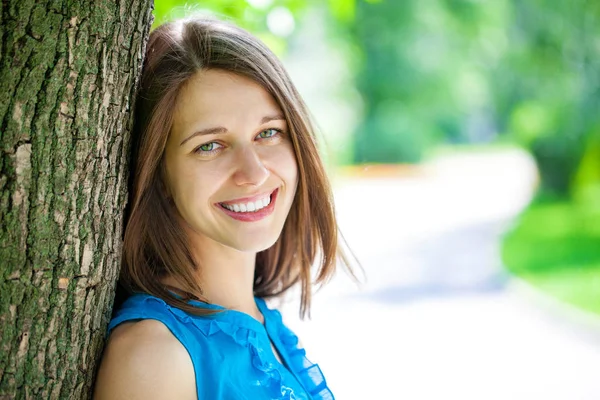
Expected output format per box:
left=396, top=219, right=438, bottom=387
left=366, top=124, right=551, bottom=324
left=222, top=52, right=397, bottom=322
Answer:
left=193, top=330, right=310, bottom=400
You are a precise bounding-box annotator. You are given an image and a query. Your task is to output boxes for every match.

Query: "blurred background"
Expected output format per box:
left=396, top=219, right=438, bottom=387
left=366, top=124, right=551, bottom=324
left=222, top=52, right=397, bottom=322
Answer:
left=153, top=1, right=600, bottom=399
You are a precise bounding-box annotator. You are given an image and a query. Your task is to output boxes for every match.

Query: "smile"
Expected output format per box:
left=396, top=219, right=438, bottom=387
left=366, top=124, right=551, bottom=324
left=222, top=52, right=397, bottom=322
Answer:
left=221, top=194, right=271, bottom=213
left=218, top=189, right=278, bottom=222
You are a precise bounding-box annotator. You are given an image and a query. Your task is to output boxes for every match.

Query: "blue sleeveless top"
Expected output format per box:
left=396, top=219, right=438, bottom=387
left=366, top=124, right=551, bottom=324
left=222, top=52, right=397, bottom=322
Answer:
left=108, top=293, right=334, bottom=400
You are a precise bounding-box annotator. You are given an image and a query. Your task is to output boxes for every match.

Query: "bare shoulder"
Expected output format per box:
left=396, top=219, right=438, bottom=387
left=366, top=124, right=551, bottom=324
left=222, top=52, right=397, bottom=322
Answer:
left=94, top=319, right=196, bottom=400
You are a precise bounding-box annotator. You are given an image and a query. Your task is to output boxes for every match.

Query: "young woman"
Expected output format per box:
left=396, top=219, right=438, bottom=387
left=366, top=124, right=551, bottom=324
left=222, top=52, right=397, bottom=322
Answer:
left=94, top=16, right=354, bottom=400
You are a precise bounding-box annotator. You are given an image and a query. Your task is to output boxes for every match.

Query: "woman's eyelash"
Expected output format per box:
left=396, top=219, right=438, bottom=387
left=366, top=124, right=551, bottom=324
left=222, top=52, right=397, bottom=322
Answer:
left=193, top=142, right=223, bottom=154
left=257, top=128, right=284, bottom=139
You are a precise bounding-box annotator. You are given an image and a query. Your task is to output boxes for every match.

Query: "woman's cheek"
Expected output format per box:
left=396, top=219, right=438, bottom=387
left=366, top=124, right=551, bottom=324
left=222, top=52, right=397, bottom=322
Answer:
left=267, top=144, right=297, bottom=177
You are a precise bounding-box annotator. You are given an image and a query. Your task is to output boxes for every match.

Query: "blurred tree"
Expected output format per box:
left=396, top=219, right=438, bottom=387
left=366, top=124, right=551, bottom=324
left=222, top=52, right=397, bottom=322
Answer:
left=350, top=0, right=506, bottom=163
left=494, top=0, right=600, bottom=197
left=348, top=0, right=599, bottom=200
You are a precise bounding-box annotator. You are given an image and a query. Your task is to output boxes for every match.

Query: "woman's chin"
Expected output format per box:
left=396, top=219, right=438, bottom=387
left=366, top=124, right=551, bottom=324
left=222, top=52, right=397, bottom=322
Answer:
left=232, top=236, right=280, bottom=254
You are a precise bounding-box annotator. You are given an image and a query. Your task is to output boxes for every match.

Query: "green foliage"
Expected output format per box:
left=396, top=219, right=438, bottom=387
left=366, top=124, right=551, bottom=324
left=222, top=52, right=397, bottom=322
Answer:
left=152, top=0, right=321, bottom=55
left=572, top=129, right=600, bottom=205
left=344, top=0, right=599, bottom=200
left=327, top=0, right=355, bottom=22
left=502, top=196, right=600, bottom=314
left=152, top=0, right=355, bottom=44
left=508, top=102, right=555, bottom=147
left=349, top=0, right=512, bottom=163
left=493, top=0, right=600, bottom=196
left=154, top=0, right=263, bottom=27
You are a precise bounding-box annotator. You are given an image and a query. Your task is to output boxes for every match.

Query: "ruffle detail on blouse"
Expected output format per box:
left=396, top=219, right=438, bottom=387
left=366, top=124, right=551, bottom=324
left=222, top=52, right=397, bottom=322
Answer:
left=249, top=344, right=298, bottom=400
left=145, top=296, right=300, bottom=400
left=268, top=309, right=335, bottom=400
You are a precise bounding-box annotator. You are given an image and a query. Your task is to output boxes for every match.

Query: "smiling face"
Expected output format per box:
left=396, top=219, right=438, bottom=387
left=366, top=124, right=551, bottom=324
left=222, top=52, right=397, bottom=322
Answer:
left=163, top=69, right=298, bottom=254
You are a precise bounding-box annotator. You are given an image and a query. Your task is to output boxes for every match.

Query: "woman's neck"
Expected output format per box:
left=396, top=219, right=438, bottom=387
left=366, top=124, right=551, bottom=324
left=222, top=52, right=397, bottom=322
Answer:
left=197, top=248, right=262, bottom=320
left=166, top=235, right=264, bottom=323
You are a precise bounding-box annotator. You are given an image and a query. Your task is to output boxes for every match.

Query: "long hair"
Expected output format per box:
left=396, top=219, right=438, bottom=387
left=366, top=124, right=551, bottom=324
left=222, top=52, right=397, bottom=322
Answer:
left=121, top=17, right=356, bottom=318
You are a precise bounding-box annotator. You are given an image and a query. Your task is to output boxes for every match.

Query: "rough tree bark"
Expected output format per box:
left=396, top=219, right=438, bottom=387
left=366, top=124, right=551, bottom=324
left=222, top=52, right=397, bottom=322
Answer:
left=0, top=1, right=152, bottom=398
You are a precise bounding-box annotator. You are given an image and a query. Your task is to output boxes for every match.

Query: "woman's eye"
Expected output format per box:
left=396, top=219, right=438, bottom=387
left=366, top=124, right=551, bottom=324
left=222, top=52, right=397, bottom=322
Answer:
left=257, top=128, right=281, bottom=139
left=195, top=142, right=222, bottom=153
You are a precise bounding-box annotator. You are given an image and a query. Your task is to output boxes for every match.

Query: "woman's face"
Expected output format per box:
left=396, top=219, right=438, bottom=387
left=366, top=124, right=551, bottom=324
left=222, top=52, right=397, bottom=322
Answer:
left=164, top=69, right=298, bottom=253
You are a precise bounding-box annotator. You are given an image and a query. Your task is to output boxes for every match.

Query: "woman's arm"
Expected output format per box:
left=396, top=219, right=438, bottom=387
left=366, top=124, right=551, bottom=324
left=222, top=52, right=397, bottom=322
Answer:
left=94, top=319, right=196, bottom=400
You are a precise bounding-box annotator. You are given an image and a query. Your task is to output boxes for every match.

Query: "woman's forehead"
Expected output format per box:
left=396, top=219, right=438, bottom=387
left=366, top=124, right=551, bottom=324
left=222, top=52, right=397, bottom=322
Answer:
left=172, top=70, right=283, bottom=131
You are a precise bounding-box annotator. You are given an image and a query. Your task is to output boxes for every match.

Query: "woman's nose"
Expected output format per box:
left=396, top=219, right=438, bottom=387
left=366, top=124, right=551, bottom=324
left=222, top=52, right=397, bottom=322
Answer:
left=232, top=147, right=269, bottom=187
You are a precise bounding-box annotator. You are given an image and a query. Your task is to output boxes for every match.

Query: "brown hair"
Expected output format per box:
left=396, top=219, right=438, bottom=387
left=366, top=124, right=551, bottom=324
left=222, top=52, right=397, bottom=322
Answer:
left=121, top=17, right=356, bottom=318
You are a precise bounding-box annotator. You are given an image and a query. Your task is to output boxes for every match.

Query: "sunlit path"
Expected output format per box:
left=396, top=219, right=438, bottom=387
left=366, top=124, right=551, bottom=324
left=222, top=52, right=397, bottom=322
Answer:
left=277, top=148, right=600, bottom=400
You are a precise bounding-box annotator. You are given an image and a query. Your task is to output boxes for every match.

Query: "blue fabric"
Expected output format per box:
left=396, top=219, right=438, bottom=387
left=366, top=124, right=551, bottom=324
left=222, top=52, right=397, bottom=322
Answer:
left=108, top=293, right=335, bottom=400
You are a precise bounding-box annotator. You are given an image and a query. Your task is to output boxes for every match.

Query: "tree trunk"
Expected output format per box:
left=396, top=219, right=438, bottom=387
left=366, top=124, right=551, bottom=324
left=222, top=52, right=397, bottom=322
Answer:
left=0, top=1, right=153, bottom=399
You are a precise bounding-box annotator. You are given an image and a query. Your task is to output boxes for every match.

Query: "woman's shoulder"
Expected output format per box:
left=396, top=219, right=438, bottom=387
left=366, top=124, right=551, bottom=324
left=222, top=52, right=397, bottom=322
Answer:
left=94, top=319, right=196, bottom=399
left=107, top=293, right=189, bottom=334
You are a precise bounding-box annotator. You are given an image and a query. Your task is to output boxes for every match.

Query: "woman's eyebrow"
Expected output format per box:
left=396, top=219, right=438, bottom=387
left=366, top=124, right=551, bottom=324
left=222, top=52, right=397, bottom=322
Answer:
left=180, top=114, right=286, bottom=146
left=180, top=126, right=227, bottom=146
left=261, top=114, right=285, bottom=123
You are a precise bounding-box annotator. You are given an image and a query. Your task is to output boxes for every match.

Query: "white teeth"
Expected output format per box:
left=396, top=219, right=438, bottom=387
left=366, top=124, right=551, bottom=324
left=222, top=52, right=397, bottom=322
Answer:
left=222, top=194, right=272, bottom=213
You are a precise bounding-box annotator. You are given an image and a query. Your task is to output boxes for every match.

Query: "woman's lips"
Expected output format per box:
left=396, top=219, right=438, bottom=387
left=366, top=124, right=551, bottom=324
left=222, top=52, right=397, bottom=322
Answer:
left=217, top=188, right=278, bottom=222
